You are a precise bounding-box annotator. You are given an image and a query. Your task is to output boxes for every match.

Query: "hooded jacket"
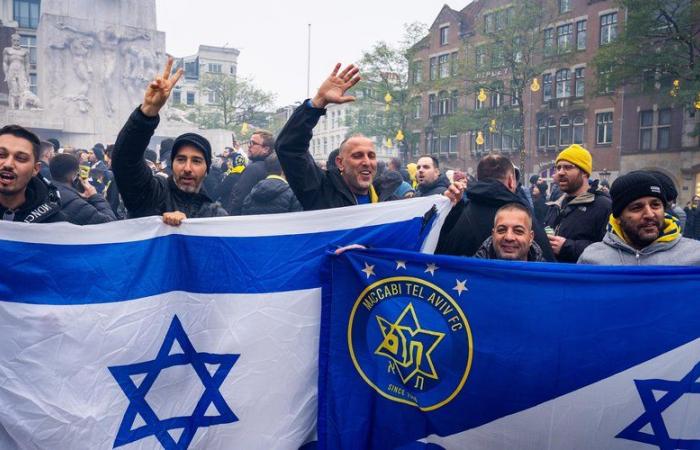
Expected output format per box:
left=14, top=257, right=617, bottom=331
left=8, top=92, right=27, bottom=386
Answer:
left=578, top=216, right=700, bottom=265
left=55, top=182, right=117, bottom=225
left=227, top=156, right=269, bottom=215
left=474, top=236, right=547, bottom=262
left=0, top=176, right=66, bottom=223
left=276, top=102, right=396, bottom=210
left=112, top=107, right=227, bottom=219
left=684, top=206, right=700, bottom=240
left=436, top=179, right=555, bottom=261
left=241, top=175, right=303, bottom=215
left=544, top=183, right=612, bottom=262
left=416, top=174, right=450, bottom=197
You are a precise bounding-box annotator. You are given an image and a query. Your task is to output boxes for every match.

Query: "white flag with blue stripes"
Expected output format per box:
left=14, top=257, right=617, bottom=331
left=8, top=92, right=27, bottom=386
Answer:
left=0, top=197, right=449, bottom=450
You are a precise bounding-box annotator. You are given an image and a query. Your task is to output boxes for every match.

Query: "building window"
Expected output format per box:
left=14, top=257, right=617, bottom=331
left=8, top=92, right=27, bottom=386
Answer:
left=485, top=13, right=494, bottom=33
left=440, top=26, right=449, bottom=46
left=438, top=91, right=449, bottom=115
left=574, top=67, right=585, bottom=97
left=186, top=92, right=195, bottom=105
left=538, top=119, right=547, bottom=148
left=450, top=52, right=459, bottom=76
left=658, top=108, right=671, bottom=150
left=557, top=23, right=573, bottom=52
left=559, top=0, right=572, bottom=14
left=573, top=115, right=585, bottom=144
left=13, top=0, right=40, bottom=29
left=449, top=135, right=458, bottom=155
left=172, top=90, right=181, bottom=104
left=450, top=90, right=459, bottom=113
left=475, top=46, right=487, bottom=69
left=544, top=28, right=555, bottom=56
left=555, top=69, right=571, bottom=98
left=19, top=34, right=36, bottom=69
left=596, top=112, right=613, bottom=144
left=429, top=57, right=438, bottom=81
left=412, top=133, right=421, bottom=156
left=438, top=54, right=450, bottom=79
left=543, top=73, right=553, bottom=101
left=490, top=90, right=503, bottom=108
left=184, top=59, right=199, bottom=80
left=576, top=20, right=587, bottom=50
left=208, top=63, right=222, bottom=74
left=491, top=45, right=505, bottom=68
left=600, top=12, right=618, bottom=45
left=413, top=97, right=422, bottom=119
left=639, top=110, right=653, bottom=150
left=559, top=117, right=571, bottom=145
left=428, top=94, right=437, bottom=117
left=547, top=118, right=557, bottom=147
left=207, top=91, right=219, bottom=103
left=28, top=73, right=36, bottom=95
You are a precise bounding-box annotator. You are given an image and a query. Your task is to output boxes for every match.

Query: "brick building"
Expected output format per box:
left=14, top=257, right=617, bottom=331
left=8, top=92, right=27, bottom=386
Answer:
left=407, top=0, right=700, bottom=203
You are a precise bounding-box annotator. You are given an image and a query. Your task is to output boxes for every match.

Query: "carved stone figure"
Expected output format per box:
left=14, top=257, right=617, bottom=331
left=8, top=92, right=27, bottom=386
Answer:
left=163, top=106, right=192, bottom=124
left=3, top=33, right=31, bottom=109
left=50, top=32, right=94, bottom=113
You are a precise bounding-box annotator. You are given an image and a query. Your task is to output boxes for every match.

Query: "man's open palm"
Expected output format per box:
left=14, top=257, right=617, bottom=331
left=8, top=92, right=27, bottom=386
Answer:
left=312, top=63, right=361, bottom=109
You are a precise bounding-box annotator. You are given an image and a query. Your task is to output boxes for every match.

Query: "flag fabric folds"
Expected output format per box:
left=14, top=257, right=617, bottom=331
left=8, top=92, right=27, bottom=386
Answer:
left=0, top=197, right=449, bottom=450
left=319, top=248, right=700, bottom=450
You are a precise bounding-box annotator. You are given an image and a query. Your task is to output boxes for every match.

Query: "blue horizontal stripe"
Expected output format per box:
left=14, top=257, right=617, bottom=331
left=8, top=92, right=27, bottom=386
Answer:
left=0, top=219, right=426, bottom=305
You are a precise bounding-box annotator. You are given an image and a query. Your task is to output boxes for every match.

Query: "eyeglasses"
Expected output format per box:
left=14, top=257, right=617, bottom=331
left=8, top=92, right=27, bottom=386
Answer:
left=555, top=163, right=578, bottom=172
left=248, top=140, right=262, bottom=147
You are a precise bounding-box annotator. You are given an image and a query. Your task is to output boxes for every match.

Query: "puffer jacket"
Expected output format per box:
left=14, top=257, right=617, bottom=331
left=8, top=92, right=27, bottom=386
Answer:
left=473, top=236, right=547, bottom=262
left=0, top=176, right=66, bottom=223
left=416, top=174, right=450, bottom=197
left=241, top=176, right=302, bottom=215
left=55, top=182, right=117, bottom=225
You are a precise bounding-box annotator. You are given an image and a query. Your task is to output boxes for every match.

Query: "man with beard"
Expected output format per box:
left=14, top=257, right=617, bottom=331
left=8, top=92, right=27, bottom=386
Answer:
left=415, top=155, right=450, bottom=197
left=112, top=57, right=227, bottom=225
left=0, top=125, right=66, bottom=223
left=578, top=171, right=700, bottom=265
left=474, top=203, right=547, bottom=262
left=544, top=144, right=611, bottom=262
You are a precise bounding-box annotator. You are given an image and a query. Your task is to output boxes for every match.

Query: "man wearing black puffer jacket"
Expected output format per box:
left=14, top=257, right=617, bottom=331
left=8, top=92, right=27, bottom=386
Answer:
left=0, top=124, right=66, bottom=223
left=112, top=57, right=227, bottom=225
left=242, top=154, right=302, bottom=215
left=415, top=155, right=450, bottom=197
left=227, top=130, right=275, bottom=215
left=435, top=154, right=555, bottom=261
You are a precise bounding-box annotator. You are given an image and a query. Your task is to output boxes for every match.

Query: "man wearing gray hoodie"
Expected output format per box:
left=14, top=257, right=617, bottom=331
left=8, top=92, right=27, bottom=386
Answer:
left=578, top=171, right=700, bottom=266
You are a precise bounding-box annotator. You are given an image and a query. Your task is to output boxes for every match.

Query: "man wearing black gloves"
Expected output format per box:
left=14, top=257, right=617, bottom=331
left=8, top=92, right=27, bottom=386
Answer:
left=112, top=57, right=227, bottom=225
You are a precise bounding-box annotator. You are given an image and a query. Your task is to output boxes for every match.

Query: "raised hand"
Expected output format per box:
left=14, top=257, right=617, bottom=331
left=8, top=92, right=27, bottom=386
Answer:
left=311, top=63, right=361, bottom=109
left=140, top=56, right=183, bottom=117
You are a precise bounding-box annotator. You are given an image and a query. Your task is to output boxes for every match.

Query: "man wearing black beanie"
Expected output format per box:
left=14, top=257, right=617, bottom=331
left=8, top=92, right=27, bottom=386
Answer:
left=578, top=171, right=700, bottom=265
left=111, top=57, right=227, bottom=225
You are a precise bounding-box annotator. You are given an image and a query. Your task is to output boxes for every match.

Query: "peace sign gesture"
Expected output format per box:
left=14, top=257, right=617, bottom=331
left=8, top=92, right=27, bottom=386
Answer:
left=140, top=56, right=183, bottom=117
left=310, top=63, right=361, bottom=109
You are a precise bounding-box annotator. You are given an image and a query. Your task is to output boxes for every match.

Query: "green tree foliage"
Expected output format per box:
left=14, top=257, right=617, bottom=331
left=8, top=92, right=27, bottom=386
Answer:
left=191, top=74, right=275, bottom=131
left=593, top=0, right=700, bottom=114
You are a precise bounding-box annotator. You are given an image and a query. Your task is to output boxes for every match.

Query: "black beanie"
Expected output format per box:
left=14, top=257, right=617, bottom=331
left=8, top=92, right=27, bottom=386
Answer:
left=610, top=172, right=665, bottom=217
left=49, top=153, right=79, bottom=182
left=645, top=170, right=677, bottom=203
left=171, top=133, right=212, bottom=173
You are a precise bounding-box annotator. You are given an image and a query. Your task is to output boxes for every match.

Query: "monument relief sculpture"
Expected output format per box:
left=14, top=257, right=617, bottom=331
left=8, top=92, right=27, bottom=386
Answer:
left=50, top=29, right=95, bottom=113
left=3, top=32, right=37, bottom=110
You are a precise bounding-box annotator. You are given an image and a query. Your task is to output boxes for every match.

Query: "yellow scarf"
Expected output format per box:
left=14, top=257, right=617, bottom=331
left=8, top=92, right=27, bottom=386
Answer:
left=266, top=174, right=287, bottom=183
left=369, top=185, right=379, bottom=203
left=226, top=165, right=245, bottom=175
left=608, top=213, right=681, bottom=246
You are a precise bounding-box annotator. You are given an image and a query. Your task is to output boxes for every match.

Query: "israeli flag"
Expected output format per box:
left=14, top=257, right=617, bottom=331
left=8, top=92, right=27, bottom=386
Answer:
left=319, top=248, right=700, bottom=449
left=0, top=197, right=449, bottom=450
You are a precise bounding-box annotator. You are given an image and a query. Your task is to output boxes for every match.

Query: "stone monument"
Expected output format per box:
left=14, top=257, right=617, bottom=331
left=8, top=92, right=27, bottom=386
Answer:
left=2, top=32, right=40, bottom=110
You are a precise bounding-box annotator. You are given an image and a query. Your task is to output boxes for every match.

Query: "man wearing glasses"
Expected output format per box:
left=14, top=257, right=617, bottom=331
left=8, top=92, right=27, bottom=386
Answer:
left=225, top=131, right=275, bottom=215
left=544, top=144, right=612, bottom=262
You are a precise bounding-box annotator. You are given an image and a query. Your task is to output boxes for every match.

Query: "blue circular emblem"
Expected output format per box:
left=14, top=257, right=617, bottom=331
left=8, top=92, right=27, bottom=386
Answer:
left=348, top=276, right=473, bottom=411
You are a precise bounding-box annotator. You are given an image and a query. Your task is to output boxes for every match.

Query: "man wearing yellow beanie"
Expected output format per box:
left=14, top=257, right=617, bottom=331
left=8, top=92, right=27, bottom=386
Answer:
left=544, top=144, right=612, bottom=262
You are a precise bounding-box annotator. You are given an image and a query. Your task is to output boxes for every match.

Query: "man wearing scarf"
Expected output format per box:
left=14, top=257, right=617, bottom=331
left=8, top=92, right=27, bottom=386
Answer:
left=578, top=171, right=700, bottom=265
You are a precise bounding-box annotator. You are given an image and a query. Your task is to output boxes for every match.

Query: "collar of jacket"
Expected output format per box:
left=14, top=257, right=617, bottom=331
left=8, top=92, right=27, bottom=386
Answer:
left=605, top=213, right=682, bottom=254
left=328, top=169, right=379, bottom=204
left=266, top=174, right=287, bottom=183
left=547, top=190, right=596, bottom=209
left=476, top=236, right=545, bottom=262
left=9, top=176, right=62, bottom=223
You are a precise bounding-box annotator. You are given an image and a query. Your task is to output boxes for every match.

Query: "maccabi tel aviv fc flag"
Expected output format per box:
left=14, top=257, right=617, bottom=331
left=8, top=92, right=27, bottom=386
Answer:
left=319, top=248, right=700, bottom=450
left=0, top=196, right=449, bottom=450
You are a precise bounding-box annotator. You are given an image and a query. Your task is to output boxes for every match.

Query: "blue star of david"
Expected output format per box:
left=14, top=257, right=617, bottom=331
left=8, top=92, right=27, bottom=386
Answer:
left=617, top=361, right=700, bottom=449
left=109, top=315, right=239, bottom=449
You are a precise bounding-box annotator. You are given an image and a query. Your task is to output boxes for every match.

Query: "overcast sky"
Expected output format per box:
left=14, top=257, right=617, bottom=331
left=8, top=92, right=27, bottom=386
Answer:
left=156, top=0, right=458, bottom=108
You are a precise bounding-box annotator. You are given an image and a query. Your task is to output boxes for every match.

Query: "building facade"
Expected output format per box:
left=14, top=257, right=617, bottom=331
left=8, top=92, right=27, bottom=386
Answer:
left=172, top=45, right=239, bottom=108
left=408, top=0, right=700, bottom=202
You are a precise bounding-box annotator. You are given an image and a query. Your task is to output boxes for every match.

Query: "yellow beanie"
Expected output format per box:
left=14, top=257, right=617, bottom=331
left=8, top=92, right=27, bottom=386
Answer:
left=556, top=144, right=592, bottom=175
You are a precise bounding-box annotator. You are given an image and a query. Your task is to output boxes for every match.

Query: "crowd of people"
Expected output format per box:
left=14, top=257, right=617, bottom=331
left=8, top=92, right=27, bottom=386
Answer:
left=1, top=59, right=699, bottom=266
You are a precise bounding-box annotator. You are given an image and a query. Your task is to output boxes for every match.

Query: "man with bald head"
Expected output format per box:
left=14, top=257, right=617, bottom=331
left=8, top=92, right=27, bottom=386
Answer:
left=275, top=64, right=401, bottom=210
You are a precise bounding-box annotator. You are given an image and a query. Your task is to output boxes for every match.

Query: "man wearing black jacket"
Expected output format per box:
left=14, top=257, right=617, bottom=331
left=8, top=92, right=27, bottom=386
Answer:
left=276, top=64, right=407, bottom=210
left=50, top=153, right=116, bottom=225
left=435, top=154, right=555, bottom=261
left=0, top=125, right=66, bottom=223
left=415, top=155, right=450, bottom=197
left=112, top=57, right=227, bottom=225
left=226, top=131, right=275, bottom=215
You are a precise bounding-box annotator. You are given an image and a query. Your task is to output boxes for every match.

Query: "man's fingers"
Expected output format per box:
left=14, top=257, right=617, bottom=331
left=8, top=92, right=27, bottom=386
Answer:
left=170, top=68, right=183, bottom=88
left=343, top=66, right=359, bottom=81
left=344, top=75, right=361, bottom=90
left=162, top=56, right=174, bottom=80
left=337, top=95, right=356, bottom=104
left=337, top=64, right=355, bottom=80
left=330, top=63, right=341, bottom=78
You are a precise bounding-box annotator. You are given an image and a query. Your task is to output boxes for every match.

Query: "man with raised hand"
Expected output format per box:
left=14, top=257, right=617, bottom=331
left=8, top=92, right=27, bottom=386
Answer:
left=112, top=57, right=227, bottom=226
